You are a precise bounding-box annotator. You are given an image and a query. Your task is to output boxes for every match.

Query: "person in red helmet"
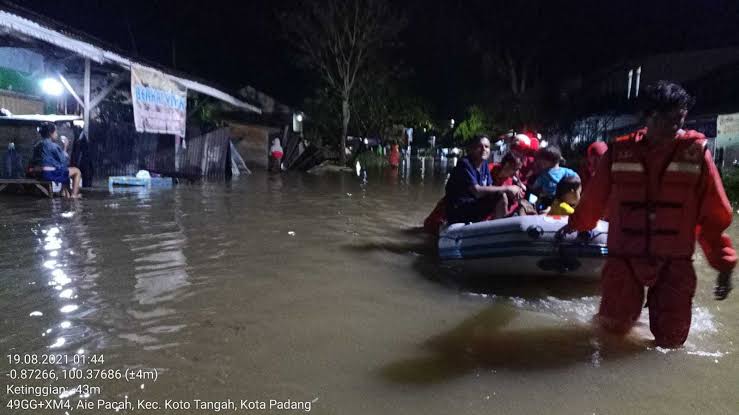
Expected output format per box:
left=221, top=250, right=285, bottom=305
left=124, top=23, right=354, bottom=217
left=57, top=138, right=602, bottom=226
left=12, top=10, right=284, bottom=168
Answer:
left=524, top=131, right=541, bottom=151
left=510, top=133, right=538, bottom=186
left=580, top=141, right=608, bottom=191
left=558, top=81, right=735, bottom=348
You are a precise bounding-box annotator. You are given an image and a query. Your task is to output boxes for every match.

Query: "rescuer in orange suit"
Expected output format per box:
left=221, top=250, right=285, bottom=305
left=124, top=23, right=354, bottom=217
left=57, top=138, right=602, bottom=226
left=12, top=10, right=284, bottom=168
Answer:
left=558, top=81, right=735, bottom=348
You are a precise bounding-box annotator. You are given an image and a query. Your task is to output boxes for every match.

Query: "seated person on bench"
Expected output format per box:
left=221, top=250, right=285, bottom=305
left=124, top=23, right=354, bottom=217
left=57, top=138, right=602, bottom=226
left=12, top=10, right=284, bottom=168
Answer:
left=28, top=123, right=81, bottom=198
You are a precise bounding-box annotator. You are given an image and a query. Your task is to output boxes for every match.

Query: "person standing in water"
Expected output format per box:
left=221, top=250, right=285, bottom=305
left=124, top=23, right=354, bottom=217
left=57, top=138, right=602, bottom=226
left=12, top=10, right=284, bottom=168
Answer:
left=388, top=142, right=400, bottom=167
left=559, top=81, right=735, bottom=348
left=269, top=138, right=284, bottom=172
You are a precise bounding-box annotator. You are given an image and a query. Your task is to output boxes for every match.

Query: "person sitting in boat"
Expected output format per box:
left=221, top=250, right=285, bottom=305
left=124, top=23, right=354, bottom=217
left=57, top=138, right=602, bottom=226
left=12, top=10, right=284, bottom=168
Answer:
left=509, top=133, right=538, bottom=186
left=529, top=145, right=577, bottom=210
left=28, top=122, right=82, bottom=198
left=579, top=141, right=608, bottom=192
left=546, top=175, right=582, bottom=216
left=423, top=151, right=527, bottom=234
left=490, top=152, right=526, bottom=217
left=445, top=135, right=525, bottom=224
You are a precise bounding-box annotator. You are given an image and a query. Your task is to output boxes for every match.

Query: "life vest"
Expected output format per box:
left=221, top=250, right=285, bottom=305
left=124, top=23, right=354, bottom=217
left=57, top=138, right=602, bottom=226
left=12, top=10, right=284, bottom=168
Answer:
left=607, top=130, right=707, bottom=259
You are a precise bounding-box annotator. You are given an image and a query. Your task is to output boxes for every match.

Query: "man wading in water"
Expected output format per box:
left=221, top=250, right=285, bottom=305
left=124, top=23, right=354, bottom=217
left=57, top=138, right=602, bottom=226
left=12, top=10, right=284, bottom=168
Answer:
left=559, top=81, right=735, bottom=348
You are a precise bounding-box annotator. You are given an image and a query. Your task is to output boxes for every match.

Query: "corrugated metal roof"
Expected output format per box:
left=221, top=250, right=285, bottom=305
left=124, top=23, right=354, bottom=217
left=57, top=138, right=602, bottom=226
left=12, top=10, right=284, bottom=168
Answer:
left=0, top=113, right=80, bottom=122
left=0, top=8, right=262, bottom=114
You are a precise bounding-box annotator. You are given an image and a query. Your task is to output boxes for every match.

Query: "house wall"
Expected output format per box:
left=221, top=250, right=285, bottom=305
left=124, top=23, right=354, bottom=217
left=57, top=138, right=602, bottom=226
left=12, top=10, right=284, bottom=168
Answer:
left=0, top=90, right=43, bottom=114
left=0, top=124, right=37, bottom=174
left=228, top=123, right=280, bottom=169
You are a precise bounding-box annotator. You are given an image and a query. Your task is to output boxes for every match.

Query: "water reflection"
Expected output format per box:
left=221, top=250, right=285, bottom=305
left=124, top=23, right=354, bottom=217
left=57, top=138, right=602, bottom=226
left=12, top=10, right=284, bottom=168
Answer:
left=38, top=214, right=83, bottom=353
left=381, top=304, right=647, bottom=384
left=0, top=166, right=735, bottom=415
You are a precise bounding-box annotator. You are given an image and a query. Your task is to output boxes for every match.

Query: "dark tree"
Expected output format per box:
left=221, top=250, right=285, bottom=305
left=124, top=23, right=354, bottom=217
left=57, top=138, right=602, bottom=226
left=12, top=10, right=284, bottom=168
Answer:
left=284, top=0, right=403, bottom=164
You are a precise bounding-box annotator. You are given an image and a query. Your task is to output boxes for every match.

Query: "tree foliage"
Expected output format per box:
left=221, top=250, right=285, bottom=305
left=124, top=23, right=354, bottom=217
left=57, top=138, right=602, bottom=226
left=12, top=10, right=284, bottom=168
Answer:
left=303, top=66, right=433, bottom=148
left=351, top=69, right=433, bottom=141
left=454, top=105, right=491, bottom=142
left=283, top=0, right=403, bottom=164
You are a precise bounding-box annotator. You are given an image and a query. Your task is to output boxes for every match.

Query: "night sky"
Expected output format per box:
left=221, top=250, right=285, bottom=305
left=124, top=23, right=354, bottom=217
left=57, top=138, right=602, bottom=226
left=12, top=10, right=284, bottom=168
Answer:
left=12, top=0, right=739, bottom=117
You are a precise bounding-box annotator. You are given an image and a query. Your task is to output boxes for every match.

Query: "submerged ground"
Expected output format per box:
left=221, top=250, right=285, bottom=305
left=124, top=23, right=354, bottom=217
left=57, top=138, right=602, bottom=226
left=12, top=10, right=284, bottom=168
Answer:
left=1, top=158, right=737, bottom=415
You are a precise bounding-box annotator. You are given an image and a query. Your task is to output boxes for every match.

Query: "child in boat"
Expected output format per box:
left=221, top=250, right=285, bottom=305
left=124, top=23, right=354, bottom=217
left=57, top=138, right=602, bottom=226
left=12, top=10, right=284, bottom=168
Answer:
left=509, top=133, right=538, bottom=186
left=489, top=152, right=525, bottom=217
left=547, top=175, right=582, bottom=216
left=530, top=146, right=578, bottom=210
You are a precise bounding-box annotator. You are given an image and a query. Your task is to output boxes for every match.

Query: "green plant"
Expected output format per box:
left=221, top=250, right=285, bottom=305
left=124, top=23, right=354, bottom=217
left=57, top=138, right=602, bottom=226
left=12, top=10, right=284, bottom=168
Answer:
left=722, top=168, right=739, bottom=206
left=354, top=150, right=388, bottom=168
left=0, top=67, right=37, bottom=95
left=454, top=105, right=490, bottom=143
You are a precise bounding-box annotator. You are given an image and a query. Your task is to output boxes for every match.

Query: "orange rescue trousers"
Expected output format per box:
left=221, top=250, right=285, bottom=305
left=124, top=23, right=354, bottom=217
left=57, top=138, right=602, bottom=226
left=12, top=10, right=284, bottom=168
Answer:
left=598, top=258, right=696, bottom=347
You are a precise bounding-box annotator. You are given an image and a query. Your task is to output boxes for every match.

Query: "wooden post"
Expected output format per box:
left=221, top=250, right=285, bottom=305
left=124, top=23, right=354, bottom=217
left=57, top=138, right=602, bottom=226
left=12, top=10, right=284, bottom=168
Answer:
left=175, top=135, right=181, bottom=172
left=83, top=58, right=91, bottom=139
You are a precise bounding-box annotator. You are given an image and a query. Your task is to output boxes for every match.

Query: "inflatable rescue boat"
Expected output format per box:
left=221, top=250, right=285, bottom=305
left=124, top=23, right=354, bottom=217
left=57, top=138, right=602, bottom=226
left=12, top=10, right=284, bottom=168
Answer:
left=438, top=215, right=609, bottom=279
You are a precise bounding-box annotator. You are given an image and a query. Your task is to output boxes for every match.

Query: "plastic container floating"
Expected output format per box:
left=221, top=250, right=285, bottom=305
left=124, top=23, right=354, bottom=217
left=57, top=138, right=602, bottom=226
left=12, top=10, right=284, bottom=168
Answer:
left=108, top=176, right=173, bottom=189
left=438, top=215, right=609, bottom=279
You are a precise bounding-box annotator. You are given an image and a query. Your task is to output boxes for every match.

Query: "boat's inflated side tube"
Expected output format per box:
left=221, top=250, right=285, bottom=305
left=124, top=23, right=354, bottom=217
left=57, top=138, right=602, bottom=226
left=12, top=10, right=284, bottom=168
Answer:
left=438, top=216, right=608, bottom=278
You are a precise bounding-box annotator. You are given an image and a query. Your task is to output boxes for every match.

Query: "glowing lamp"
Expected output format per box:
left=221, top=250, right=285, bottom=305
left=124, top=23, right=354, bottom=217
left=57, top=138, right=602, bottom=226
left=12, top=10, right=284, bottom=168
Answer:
left=40, top=78, right=64, bottom=96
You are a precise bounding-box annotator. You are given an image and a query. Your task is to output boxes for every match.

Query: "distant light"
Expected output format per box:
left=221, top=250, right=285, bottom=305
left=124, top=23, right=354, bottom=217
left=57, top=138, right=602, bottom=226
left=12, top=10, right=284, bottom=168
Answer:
left=363, top=138, right=369, bottom=145
left=296, top=114, right=304, bottom=122
left=450, top=118, right=455, bottom=127
left=40, top=78, right=64, bottom=96
left=540, top=140, right=549, bottom=148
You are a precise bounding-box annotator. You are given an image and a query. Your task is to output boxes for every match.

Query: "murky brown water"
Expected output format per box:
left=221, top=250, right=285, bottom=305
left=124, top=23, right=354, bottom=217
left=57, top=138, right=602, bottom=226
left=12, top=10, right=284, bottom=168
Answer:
left=1, top=158, right=737, bottom=415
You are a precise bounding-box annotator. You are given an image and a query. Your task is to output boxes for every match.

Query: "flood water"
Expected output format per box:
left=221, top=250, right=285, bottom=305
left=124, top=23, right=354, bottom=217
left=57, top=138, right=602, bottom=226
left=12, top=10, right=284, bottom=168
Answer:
left=1, top=158, right=737, bottom=415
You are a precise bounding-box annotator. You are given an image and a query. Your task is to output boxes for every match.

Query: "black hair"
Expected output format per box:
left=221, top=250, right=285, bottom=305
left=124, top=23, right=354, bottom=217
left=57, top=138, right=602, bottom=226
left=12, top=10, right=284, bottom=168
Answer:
left=501, top=152, right=522, bottom=168
left=641, top=81, right=695, bottom=115
left=555, top=175, right=582, bottom=199
left=536, top=145, right=563, bottom=164
left=38, top=122, right=56, bottom=138
left=467, top=134, right=490, bottom=148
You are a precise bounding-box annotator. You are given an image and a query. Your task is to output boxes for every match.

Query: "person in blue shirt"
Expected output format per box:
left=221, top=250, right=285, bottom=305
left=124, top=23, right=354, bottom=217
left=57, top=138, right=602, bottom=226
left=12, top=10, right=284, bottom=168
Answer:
left=530, top=145, right=577, bottom=209
left=445, top=135, right=525, bottom=224
left=29, top=123, right=82, bottom=198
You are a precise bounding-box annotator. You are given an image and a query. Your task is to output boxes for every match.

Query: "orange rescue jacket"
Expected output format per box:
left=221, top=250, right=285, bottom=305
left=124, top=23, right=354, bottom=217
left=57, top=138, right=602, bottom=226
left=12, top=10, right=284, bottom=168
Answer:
left=569, top=129, right=737, bottom=272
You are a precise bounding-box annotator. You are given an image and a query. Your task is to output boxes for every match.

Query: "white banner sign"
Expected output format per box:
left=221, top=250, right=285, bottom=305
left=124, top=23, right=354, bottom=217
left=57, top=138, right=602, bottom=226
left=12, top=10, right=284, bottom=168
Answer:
left=716, top=112, right=739, bottom=149
left=131, top=64, right=187, bottom=137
